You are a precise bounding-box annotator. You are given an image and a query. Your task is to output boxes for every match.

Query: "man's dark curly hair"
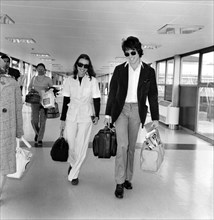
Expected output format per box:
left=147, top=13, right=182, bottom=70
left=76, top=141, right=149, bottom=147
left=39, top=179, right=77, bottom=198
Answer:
left=122, top=36, right=143, bottom=57
left=73, top=54, right=96, bottom=80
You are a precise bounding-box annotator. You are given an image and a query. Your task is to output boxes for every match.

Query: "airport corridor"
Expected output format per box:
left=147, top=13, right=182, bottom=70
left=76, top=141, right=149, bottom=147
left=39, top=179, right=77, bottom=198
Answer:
left=0, top=98, right=213, bottom=220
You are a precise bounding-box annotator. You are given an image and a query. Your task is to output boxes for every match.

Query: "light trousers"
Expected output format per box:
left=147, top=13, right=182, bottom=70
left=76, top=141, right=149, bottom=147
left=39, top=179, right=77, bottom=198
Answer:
left=31, top=103, right=47, bottom=142
left=65, top=120, right=92, bottom=181
left=115, top=103, right=141, bottom=184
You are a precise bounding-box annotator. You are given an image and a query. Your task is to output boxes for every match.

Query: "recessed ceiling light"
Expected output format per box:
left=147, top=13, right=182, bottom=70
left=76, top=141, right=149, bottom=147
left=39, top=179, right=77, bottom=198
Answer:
left=6, top=37, right=36, bottom=44
left=31, top=53, right=50, bottom=57
left=157, top=24, right=204, bottom=34
left=0, top=14, right=15, bottom=24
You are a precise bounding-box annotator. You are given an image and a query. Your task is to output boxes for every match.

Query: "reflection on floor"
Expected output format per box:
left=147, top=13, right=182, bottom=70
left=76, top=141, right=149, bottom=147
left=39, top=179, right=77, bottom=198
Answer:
left=1, top=103, right=213, bottom=220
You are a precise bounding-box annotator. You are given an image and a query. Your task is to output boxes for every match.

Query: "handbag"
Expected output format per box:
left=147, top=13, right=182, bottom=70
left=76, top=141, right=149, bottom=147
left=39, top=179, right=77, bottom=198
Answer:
left=50, top=131, right=69, bottom=162
left=25, top=76, right=41, bottom=104
left=46, top=102, right=60, bottom=119
left=93, top=126, right=117, bottom=158
left=140, top=128, right=165, bottom=173
left=7, top=137, right=33, bottom=179
left=25, top=89, right=40, bottom=104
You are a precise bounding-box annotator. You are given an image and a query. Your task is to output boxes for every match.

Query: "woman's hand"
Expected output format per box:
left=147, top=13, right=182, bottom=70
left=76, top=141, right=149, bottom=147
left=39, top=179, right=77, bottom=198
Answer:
left=92, top=116, right=99, bottom=125
left=104, top=116, right=112, bottom=127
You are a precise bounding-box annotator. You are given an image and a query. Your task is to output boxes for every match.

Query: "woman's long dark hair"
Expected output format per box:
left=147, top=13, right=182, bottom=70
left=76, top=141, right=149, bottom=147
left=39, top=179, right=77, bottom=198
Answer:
left=73, top=54, right=96, bottom=80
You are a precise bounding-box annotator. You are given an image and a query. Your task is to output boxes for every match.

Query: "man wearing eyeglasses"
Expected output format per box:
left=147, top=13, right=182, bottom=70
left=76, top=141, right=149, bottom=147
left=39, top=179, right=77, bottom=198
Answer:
left=104, top=36, right=159, bottom=199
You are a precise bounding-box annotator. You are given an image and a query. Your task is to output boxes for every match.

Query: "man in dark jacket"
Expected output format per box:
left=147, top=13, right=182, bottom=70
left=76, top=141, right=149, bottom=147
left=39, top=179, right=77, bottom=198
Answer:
left=104, top=36, right=159, bottom=199
left=1, top=54, right=20, bottom=81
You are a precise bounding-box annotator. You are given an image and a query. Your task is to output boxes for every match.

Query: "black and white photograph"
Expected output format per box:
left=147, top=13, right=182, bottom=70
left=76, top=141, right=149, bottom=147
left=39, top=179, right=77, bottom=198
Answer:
left=0, top=1, right=213, bottom=219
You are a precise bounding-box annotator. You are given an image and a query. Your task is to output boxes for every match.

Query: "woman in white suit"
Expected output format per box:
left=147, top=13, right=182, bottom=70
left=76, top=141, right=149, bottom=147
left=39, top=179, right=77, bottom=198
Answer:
left=60, top=54, right=101, bottom=185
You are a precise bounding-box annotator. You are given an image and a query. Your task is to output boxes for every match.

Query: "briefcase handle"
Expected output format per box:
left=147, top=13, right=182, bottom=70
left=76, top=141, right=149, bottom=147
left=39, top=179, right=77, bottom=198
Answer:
left=104, top=125, right=116, bottom=133
left=60, top=129, right=64, bottom=138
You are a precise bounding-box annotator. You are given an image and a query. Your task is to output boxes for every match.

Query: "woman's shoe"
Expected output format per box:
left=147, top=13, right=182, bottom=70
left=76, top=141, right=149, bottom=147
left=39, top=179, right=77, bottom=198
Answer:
left=71, top=178, right=79, bottom=185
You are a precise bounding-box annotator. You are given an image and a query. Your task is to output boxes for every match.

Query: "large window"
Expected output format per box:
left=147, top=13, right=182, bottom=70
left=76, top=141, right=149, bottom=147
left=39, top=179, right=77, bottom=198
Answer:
left=201, top=52, right=214, bottom=83
left=180, top=54, right=199, bottom=84
left=156, top=59, right=174, bottom=101
left=157, top=61, right=166, bottom=84
left=197, top=51, right=214, bottom=141
left=166, top=59, right=174, bottom=84
left=157, top=61, right=166, bottom=101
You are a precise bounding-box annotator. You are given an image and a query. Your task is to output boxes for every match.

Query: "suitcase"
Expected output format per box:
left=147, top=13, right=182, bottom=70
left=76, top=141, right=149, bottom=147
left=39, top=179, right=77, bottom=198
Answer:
left=93, top=126, right=117, bottom=158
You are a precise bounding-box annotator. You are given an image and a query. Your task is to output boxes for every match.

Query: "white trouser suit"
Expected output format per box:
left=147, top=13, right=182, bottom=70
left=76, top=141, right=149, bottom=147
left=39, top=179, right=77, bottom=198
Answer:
left=62, top=75, right=101, bottom=181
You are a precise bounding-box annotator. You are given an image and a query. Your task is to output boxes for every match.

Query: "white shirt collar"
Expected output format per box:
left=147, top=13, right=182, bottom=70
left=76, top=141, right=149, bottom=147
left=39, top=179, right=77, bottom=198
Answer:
left=124, top=61, right=144, bottom=69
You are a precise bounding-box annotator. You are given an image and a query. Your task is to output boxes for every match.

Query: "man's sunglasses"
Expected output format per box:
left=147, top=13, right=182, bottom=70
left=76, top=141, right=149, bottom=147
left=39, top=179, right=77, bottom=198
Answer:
left=124, top=51, right=137, bottom=57
left=77, top=62, right=89, bottom=69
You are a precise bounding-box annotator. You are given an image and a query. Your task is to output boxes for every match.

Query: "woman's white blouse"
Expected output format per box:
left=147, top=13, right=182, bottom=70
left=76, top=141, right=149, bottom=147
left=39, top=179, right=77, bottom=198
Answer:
left=62, top=75, right=101, bottom=122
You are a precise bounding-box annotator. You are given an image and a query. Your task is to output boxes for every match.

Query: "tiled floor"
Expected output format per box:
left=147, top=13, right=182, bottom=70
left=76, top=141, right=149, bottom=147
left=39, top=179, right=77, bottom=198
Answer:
left=0, top=102, right=213, bottom=220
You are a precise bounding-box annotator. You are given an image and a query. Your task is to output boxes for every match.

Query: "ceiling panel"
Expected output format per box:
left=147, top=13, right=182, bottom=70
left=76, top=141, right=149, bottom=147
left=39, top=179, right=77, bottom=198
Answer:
left=0, top=0, right=213, bottom=74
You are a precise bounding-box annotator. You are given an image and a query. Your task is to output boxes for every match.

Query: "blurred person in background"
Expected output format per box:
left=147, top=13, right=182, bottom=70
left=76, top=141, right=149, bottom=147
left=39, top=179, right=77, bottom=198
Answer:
left=1, top=54, right=21, bottom=81
left=28, top=63, right=53, bottom=147
left=0, top=58, right=24, bottom=202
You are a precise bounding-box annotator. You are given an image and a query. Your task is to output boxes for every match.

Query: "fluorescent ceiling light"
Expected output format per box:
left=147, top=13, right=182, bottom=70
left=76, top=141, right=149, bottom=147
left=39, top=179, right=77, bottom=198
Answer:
left=0, top=14, right=15, bottom=24
left=52, top=64, right=62, bottom=67
left=31, top=53, right=50, bottom=57
left=40, top=58, right=55, bottom=62
left=6, top=37, right=36, bottom=44
left=142, top=44, right=161, bottom=49
left=158, top=24, right=204, bottom=34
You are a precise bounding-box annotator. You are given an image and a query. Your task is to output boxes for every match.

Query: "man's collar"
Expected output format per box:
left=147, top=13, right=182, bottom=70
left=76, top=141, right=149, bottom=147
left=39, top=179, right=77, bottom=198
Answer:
left=124, top=61, right=144, bottom=68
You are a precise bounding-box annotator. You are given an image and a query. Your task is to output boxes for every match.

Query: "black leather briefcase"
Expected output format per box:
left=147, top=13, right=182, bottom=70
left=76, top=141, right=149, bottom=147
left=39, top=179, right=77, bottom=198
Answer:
left=93, top=126, right=117, bottom=158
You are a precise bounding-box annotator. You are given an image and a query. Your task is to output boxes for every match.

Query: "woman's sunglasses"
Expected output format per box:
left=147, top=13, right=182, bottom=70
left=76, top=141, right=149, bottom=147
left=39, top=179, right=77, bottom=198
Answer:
left=124, top=51, right=137, bottom=57
left=77, top=62, right=89, bottom=69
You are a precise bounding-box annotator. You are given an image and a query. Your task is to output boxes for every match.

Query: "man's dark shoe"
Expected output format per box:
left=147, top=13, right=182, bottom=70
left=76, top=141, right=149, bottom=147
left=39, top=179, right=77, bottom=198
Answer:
left=71, top=178, right=79, bottom=185
left=124, top=180, right=133, bottom=190
left=68, top=165, right=72, bottom=175
left=115, top=184, right=124, bottom=199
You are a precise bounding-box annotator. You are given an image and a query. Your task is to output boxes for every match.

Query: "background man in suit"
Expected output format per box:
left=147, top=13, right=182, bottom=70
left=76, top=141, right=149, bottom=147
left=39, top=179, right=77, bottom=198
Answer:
left=1, top=54, right=21, bottom=81
left=104, top=36, right=159, bottom=199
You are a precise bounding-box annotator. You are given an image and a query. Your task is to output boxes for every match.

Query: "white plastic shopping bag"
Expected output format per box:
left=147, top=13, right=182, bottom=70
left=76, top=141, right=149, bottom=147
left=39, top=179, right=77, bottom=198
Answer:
left=7, top=137, right=33, bottom=179
left=41, top=89, right=55, bottom=108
